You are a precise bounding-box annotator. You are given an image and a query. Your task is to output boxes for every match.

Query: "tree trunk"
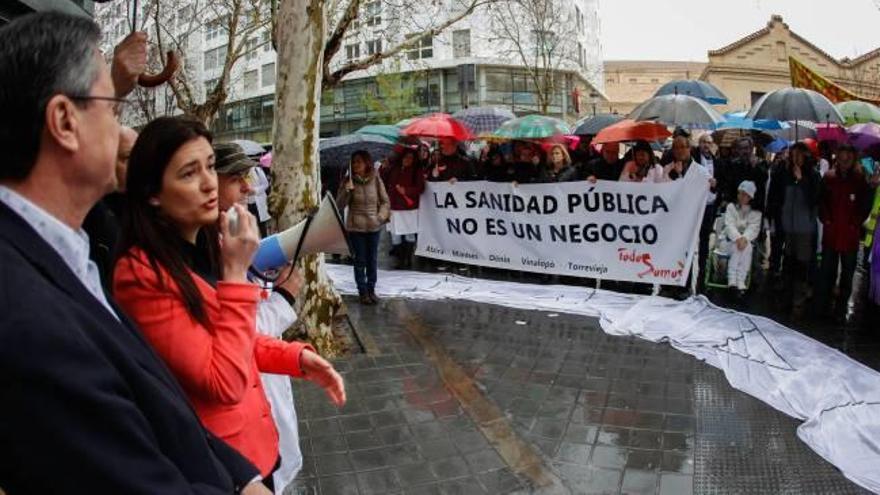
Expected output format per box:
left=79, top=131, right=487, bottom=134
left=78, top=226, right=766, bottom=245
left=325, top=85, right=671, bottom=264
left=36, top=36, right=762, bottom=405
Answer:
left=270, top=0, right=345, bottom=356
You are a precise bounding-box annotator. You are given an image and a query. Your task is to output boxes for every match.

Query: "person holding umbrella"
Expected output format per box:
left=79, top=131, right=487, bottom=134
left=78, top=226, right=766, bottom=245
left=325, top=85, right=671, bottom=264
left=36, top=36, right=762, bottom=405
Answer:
left=619, top=141, right=665, bottom=183
left=337, top=150, right=390, bottom=305
left=816, top=144, right=870, bottom=321
left=382, top=148, right=425, bottom=269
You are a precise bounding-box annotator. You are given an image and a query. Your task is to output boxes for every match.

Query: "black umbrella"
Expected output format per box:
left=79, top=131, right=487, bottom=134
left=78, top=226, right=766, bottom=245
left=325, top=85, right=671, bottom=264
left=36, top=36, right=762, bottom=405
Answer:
left=628, top=94, right=725, bottom=129
left=746, top=88, right=844, bottom=124
left=572, top=114, right=625, bottom=136
left=319, top=134, right=396, bottom=169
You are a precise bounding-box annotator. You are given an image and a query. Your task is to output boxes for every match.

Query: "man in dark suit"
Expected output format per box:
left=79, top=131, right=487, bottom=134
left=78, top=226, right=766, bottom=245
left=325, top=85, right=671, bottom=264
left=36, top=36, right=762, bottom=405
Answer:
left=0, top=13, right=270, bottom=494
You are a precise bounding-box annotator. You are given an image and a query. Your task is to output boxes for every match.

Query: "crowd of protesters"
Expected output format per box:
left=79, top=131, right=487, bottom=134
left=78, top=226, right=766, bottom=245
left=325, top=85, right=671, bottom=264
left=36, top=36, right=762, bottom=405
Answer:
left=366, top=130, right=880, bottom=325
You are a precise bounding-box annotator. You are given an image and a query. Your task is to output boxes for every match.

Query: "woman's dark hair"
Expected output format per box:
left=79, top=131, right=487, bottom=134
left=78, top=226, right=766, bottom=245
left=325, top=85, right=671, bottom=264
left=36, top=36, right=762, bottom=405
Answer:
left=632, top=140, right=656, bottom=165
left=351, top=150, right=374, bottom=176
left=789, top=142, right=815, bottom=170
left=117, top=116, right=219, bottom=326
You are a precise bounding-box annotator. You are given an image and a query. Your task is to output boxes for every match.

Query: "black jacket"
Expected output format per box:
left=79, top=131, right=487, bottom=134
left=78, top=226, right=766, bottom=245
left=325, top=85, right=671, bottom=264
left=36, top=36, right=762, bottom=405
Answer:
left=767, top=164, right=822, bottom=223
left=720, top=157, right=769, bottom=210
left=537, top=164, right=579, bottom=183
left=82, top=193, right=124, bottom=291
left=581, top=157, right=624, bottom=181
left=0, top=202, right=258, bottom=494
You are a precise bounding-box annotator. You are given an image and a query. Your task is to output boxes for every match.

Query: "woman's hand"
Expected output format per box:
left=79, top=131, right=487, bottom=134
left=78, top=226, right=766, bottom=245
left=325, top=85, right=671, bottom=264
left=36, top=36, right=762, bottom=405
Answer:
left=736, top=237, right=748, bottom=251
left=219, top=204, right=259, bottom=283
left=300, top=349, right=346, bottom=407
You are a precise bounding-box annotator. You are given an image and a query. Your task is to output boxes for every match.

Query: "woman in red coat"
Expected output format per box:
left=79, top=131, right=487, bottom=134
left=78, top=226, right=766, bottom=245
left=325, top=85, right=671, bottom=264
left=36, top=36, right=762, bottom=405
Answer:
left=113, top=117, right=345, bottom=488
left=817, top=144, right=871, bottom=320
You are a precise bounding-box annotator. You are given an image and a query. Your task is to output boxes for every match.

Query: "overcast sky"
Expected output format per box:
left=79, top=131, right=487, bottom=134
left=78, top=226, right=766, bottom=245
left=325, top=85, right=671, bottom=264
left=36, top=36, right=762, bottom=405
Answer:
left=600, top=0, right=880, bottom=61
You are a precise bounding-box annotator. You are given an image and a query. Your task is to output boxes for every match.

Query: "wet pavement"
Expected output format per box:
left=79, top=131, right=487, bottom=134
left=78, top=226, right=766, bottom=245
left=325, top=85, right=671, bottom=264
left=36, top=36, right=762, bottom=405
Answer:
left=285, top=295, right=873, bottom=494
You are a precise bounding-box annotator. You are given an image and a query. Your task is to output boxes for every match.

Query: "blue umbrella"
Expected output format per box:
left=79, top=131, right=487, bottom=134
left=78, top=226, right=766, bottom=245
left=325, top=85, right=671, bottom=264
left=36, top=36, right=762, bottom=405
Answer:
left=452, top=107, right=516, bottom=135
left=654, top=80, right=728, bottom=105
left=764, top=137, right=791, bottom=153
left=319, top=133, right=396, bottom=169
left=715, top=115, right=786, bottom=131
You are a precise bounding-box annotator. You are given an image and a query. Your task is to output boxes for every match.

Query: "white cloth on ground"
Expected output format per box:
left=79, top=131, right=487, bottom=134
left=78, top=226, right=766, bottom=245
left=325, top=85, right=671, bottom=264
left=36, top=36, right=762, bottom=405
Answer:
left=256, top=292, right=301, bottom=494
left=324, top=263, right=880, bottom=494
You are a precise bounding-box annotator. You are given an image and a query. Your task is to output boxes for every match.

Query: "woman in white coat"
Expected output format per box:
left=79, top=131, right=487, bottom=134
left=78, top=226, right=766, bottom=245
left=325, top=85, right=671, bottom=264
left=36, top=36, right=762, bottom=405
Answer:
left=724, top=180, right=762, bottom=294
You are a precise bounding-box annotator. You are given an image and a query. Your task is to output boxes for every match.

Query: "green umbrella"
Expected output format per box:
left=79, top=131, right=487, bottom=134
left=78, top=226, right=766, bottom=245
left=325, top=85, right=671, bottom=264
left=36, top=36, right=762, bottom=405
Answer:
left=395, top=117, right=418, bottom=128
left=355, top=124, right=400, bottom=142
left=835, top=101, right=880, bottom=125
left=492, top=114, right=571, bottom=140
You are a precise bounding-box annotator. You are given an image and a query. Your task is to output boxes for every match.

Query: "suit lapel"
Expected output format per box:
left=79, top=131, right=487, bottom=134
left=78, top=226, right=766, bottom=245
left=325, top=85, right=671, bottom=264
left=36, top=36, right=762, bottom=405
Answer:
left=0, top=203, right=190, bottom=399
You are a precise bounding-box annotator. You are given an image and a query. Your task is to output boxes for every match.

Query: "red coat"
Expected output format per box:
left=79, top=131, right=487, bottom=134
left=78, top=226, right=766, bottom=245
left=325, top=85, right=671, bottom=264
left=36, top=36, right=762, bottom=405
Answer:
left=819, top=170, right=870, bottom=252
left=382, top=164, right=426, bottom=211
left=113, top=248, right=313, bottom=476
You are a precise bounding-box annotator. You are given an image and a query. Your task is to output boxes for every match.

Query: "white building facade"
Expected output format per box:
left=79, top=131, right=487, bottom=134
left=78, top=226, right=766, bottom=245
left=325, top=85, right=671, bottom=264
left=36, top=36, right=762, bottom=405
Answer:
left=96, top=0, right=604, bottom=142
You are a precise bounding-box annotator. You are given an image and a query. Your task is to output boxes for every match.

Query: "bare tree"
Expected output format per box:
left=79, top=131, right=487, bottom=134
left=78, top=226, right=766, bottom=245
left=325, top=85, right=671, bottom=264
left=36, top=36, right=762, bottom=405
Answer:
left=487, top=0, right=590, bottom=114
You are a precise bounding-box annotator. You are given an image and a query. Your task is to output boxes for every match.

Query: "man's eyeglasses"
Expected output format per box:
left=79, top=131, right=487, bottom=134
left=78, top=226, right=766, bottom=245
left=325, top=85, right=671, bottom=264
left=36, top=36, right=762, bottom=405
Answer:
left=68, top=95, right=131, bottom=117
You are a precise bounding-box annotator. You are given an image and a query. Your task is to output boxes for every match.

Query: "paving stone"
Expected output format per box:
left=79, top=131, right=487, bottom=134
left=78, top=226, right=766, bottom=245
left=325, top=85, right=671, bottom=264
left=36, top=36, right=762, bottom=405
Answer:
left=395, top=462, right=438, bottom=486
left=430, top=457, right=470, bottom=479
left=659, top=473, right=693, bottom=495
left=621, top=469, right=659, bottom=495
left=357, top=469, right=400, bottom=495
left=314, top=453, right=354, bottom=477
left=463, top=449, right=506, bottom=473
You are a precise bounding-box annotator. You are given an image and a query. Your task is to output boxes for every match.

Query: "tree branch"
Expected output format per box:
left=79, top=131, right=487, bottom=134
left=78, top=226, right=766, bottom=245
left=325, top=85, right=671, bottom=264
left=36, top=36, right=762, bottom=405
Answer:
left=324, top=0, right=361, bottom=68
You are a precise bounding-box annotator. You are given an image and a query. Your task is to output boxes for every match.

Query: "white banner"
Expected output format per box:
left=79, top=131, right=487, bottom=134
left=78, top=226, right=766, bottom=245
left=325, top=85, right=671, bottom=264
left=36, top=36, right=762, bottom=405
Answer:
left=415, top=170, right=709, bottom=286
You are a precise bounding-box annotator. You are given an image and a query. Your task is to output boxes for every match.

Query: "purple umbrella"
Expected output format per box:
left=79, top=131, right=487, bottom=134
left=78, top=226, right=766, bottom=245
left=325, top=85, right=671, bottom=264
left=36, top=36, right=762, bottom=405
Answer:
left=848, top=123, right=880, bottom=151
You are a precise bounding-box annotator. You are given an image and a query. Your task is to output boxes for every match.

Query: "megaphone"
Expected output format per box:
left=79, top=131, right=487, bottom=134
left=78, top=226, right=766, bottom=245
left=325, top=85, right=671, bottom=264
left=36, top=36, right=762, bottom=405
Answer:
left=251, top=194, right=351, bottom=274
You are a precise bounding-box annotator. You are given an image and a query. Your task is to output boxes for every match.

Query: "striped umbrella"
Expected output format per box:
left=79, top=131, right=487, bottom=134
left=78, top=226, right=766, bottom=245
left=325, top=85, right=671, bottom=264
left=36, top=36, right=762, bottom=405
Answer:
left=452, top=107, right=516, bottom=134
left=319, top=133, right=396, bottom=169
left=493, top=115, right=571, bottom=140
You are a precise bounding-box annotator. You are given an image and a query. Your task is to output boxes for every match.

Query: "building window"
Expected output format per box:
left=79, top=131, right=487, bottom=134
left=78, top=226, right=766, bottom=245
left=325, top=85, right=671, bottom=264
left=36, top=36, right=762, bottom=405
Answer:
left=577, top=42, right=583, bottom=68
left=346, top=43, right=361, bottom=61
left=261, top=62, right=276, bottom=87
left=204, top=78, right=218, bottom=95
left=366, top=39, right=382, bottom=55
left=651, top=78, right=659, bottom=83
left=261, top=30, right=272, bottom=52
left=776, top=41, right=787, bottom=62
left=245, top=38, right=258, bottom=60
left=751, top=91, right=766, bottom=106
left=205, top=17, right=226, bottom=42
left=364, top=1, right=381, bottom=27
left=204, top=45, right=226, bottom=71
left=415, top=84, right=440, bottom=108
left=406, top=35, right=433, bottom=60
left=177, top=5, right=192, bottom=28
left=243, top=69, right=258, bottom=93
left=453, top=30, right=470, bottom=58
left=628, top=78, right=637, bottom=83
left=532, top=30, right=556, bottom=56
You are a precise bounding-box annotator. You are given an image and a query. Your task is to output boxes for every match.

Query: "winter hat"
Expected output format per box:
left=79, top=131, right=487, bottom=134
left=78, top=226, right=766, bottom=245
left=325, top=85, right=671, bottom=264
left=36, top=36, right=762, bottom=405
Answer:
left=738, top=180, right=757, bottom=199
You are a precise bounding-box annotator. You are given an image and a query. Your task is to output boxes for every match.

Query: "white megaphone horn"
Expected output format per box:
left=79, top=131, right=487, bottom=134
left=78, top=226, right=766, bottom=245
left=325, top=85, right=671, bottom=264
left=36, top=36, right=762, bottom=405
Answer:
left=251, top=194, right=351, bottom=273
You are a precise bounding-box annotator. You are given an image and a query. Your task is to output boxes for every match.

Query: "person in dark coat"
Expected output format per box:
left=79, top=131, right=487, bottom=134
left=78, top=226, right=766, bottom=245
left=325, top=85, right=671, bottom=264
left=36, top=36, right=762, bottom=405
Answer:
left=537, top=144, right=579, bottom=183
left=721, top=137, right=769, bottom=211
left=82, top=125, right=137, bottom=290
left=429, top=138, right=476, bottom=182
left=816, top=144, right=871, bottom=319
left=482, top=147, right=518, bottom=182
left=582, top=142, right=624, bottom=182
left=767, top=142, right=821, bottom=318
left=0, top=12, right=265, bottom=494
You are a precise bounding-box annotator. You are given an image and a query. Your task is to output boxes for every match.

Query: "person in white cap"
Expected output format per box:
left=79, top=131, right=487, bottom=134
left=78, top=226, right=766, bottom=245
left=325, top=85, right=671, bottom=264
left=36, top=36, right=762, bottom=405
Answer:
left=724, top=180, right=762, bottom=295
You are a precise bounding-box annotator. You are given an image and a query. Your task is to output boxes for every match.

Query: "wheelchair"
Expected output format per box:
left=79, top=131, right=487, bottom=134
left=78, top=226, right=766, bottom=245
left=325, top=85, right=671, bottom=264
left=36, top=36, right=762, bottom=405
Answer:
left=703, top=214, right=765, bottom=293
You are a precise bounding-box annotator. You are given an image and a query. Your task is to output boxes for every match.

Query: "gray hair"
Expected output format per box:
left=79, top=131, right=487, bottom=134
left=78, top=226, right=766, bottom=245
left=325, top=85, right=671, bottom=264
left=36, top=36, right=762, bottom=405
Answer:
left=0, top=12, right=101, bottom=181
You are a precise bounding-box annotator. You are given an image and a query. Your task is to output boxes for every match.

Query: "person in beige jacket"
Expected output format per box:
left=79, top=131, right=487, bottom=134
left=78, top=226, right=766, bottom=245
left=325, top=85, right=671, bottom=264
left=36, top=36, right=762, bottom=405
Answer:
left=337, top=150, right=390, bottom=304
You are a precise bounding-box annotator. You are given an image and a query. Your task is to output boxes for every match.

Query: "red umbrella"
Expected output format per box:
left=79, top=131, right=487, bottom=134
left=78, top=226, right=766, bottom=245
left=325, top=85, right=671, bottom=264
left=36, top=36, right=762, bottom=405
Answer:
left=400, top=113, right=474, bottom=141
left=592, top=119, right=672, bottom=144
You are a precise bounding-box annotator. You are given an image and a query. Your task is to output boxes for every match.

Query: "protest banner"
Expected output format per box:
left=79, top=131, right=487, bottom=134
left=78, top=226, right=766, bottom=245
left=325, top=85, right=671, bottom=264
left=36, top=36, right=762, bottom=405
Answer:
left=415, top=170, right=709, bottom=286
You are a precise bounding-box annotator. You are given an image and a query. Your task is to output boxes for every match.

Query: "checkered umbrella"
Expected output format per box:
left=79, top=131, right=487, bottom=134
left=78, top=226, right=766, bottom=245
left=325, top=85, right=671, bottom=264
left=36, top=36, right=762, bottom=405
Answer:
left=452, top=107, right=516, bottom=135
left=493, top=115, right=571, bottom=140
left=319, top=133, right=396, bottom=169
